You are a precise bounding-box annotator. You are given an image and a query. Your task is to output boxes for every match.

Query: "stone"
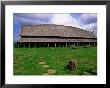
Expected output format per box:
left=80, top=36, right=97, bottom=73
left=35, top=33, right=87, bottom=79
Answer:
left=47, top=69, right=56, bottom=75
left=38, top=61, right=46, bottom=65
left=42, top=65, right=50, bottom=68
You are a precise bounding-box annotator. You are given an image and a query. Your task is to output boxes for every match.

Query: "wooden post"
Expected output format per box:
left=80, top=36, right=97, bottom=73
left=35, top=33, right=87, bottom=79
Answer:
left=93, top=43, right=95, bottom=46
left=39, top=44, right=41, bottom=47
left=55, top=43, right=56, bottom=47
left=80, top=43, right=81, bottom=46
left=74, top=43, right=75, bottom=47
left=66, top=43, right=67, bottom=47
left=59, top=44, right=60, bottom=47
left=69, top=60, right=77, bottom=71
left=77, top=43, right=78, bottom=46
left=24, top=43, right=25, bottom=48
left=69, top=43, right=70, bottom=47
left=29, top=43, right=30, bottom=48
left=88, top=43, right=90, bottom=46
left=44, top=43, right=45, bottom=47
left=34, top=43, right=36, bottom=48
left=48, top=43, right=49, bottom=47
left=63, top=43, right=64, bottom=47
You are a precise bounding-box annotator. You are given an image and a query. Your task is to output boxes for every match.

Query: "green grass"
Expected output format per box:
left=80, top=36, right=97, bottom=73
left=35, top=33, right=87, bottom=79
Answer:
left=13, top=46, right=97, bottom=75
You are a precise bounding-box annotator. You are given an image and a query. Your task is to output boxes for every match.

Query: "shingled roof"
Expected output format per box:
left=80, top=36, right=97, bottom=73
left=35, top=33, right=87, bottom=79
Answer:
left=20, top=24, right=96, bottom=39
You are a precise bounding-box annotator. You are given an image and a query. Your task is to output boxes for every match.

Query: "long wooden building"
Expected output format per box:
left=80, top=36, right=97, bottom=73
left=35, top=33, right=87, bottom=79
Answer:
left=17, top=24, right=97, bottom=47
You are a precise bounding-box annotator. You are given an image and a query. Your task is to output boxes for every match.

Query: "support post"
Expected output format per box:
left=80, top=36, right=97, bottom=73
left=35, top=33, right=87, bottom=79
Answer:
left=44, top=43, right=45, bottom=47
left=59, top=44, right=60, bottom=47
left=29, top=43, right=30, bottom=48
left=66, top=43, right=67, bottom=47
left=34, top=43, right=36, bottom=48
left=48, top=43, right=49, bottom=47
left=94, top=43, right=95, bottom=46
left=74, top=43, right=75, bottom=47
left=24, top=43, right=25, bottom=48
left=77, top=43, right=78, bottom=46
left=69, top=43, right=70, bottom=47
left=55, top=43, right=56, bottom=47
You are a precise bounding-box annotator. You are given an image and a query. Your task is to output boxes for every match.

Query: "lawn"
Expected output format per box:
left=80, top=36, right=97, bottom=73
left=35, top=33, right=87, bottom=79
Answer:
left=13, top=46, right=97, bottom=75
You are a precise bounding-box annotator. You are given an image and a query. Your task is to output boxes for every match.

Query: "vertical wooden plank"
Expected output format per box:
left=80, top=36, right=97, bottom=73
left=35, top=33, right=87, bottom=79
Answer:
left=66, top=43, right=67, bottom=47
left=59, top=44, right=60, bottom=47
left=94, top=43, right=95, bottom=46
left=34, top=43, right=36, bottom=48
left=29, top=43, right=30, bottom=48
left=74, top=43, right=75, bottom=47
left=55, top=43, right=56, bottom=47
left=48, top=43, right=49, bottom=47
left=44, top=43, right=45, bottom=47
left=24, top=43, right=25, bottom=48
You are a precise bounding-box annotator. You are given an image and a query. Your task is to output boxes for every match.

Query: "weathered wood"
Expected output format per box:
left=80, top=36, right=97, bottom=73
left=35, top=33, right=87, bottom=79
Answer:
left=24, top=43, right=25, bottom=48
left=48, top=43, right=49, bottom=47
left=69, top=60, right=77, bottom=71
left=59, top=44, right=60, bottom=47
left=55, top=43, right=56, bottom=47
left=66, top=43, right=67, bottom=47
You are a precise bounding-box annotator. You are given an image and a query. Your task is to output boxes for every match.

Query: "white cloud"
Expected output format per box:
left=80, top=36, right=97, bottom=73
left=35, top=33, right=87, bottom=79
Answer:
left=50, top=14, right=81, bottom=28
left=80, top=13, right=97, bottom=25
left=14, top=13, right=52, bottom=24
left=79, top=13, right=97, bottom=36
left=82, top=23, right=97, bottom=36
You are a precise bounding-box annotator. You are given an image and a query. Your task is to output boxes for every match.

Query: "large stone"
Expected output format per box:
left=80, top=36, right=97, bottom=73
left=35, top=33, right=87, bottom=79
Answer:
left=42, top=65, right=50, bottom=68
left=38, top=61, right=46, bottom=65
left=47, top=69, right=56, bottom=75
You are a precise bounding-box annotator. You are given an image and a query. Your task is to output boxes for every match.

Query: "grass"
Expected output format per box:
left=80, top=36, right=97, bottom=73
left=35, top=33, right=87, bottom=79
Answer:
left=13, top=46, right=97, bottom=75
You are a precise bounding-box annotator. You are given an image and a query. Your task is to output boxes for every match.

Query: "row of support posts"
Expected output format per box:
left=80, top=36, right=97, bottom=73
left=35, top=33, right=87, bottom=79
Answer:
left=16, top=42, right=97, bottom=48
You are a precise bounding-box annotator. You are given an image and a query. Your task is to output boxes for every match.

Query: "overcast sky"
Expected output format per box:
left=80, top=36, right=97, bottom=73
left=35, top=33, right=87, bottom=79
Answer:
left=13, top=13, right=97, bottom=41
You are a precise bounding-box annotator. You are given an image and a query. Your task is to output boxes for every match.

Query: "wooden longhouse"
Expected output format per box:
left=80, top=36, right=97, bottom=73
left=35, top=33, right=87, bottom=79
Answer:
left=17, top=24, right=97, bottom=47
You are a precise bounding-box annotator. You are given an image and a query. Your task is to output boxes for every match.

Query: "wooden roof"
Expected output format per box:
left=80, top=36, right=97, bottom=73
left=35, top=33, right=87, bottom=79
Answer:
left=20, top=24, right=96, bottom=39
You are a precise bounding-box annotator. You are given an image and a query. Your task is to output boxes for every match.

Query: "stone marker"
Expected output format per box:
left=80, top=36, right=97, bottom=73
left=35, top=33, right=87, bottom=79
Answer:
left=69, top=60, right=77, bottom=71
left=47, top=69, right=56, bottom=75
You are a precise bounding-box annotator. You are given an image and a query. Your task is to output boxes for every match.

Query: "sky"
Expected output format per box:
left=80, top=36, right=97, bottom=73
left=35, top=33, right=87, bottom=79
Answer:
left=13, top=13, right=97, bottom=41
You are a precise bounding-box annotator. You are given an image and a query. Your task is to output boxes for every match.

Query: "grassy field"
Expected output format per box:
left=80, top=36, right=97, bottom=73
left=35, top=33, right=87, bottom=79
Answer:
left=13, top=46, right=97, bottom=75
